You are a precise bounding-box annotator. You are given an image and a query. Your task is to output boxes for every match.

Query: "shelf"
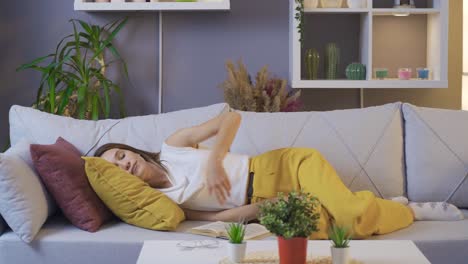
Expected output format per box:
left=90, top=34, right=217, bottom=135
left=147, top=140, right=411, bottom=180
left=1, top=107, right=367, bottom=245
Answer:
left=372, top=8, right=440, bottom=16
left=74, top=1, right=230, bottom=11
left=289, top=0, right=448, bottom=89
left=292, top=80, right=448, bottom=89
left=304, top=8, right=369, bottom=14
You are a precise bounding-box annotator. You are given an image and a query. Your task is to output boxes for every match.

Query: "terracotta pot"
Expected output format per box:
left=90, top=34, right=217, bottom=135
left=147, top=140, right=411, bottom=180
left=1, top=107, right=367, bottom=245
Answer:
left=277, top=236, right=308, bottom=264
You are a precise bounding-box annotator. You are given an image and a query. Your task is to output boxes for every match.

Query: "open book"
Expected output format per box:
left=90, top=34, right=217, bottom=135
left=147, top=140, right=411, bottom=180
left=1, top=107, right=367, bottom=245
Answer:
left=187, top=221, right=271, bottom=240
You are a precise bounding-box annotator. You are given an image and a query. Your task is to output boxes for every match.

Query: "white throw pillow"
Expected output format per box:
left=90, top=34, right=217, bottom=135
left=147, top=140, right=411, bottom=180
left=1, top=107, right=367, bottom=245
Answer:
left=0, top=140, right=56, bottom=243
left=9, top=103, right=229, bottom=155
left=403, top=103, right=468, bottom=208
left=230, top=102, right=405, bottom=199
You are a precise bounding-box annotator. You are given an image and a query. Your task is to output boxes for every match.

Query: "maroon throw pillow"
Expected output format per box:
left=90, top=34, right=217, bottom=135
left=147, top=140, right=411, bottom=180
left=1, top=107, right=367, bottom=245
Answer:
left=30, top=137, right=112, bottom=232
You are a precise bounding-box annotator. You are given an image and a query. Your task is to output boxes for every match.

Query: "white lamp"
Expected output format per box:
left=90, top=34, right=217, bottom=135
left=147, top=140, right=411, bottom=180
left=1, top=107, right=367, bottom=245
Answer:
left=463, top=1, right=468, bottom=110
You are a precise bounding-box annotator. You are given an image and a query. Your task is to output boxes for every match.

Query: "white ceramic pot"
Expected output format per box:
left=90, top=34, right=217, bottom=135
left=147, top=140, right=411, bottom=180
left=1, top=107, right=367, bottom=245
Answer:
left=331, top=247, right=350, bottom=264
left=320, top=0, right=343, bottom=8
left=227, top=242, right=247, bottom=263
left=347, top=0, right=365, bottom=8
left=304, top=0, right=319, bottom=8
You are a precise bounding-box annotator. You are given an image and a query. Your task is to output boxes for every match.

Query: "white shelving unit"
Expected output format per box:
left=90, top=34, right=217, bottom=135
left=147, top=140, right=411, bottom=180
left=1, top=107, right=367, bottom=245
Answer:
left=74, top=0, right=230, bottom=11
left=74, top=0, right=230, bottom=113
left=289, top=0, right=449, bottom=89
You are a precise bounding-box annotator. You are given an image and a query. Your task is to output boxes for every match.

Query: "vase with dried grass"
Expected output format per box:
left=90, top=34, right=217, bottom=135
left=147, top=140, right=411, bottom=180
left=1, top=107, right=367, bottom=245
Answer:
left=219, top=60, right=302, bottom=113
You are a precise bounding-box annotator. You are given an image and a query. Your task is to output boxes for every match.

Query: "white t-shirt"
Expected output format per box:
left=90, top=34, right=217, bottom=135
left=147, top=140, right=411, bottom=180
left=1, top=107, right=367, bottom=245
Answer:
left=158, top=142, right=250, bottom=211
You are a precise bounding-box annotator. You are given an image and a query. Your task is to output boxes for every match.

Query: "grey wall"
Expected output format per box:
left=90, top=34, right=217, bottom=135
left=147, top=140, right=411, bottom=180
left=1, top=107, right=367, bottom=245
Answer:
left=0, top=0, right=463, bottom=149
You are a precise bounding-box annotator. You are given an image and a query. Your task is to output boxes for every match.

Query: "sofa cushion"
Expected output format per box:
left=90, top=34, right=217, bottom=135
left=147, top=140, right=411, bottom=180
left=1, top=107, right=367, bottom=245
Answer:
left=403, top=103, right=468, bottom=208
left=30, top=138, right=112, bottom=232
left=230, top=103, right=405, bottom=198
left=0, top=140, right=55, bottom=243
left=0, top=217, right=4, bottom=235
left=84, top=157, right=185, bottom=231
left=9, top=103, right=229, bottom=155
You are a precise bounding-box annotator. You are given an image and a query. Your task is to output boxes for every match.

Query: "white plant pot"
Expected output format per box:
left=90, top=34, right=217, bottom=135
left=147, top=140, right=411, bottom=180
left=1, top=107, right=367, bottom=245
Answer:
left=331, top=247, right=350, bottom=264
left=320, top=0, right=343, bottom=8
left=227, top=242, right=247, bottom=263
left=346, top=0, right=366, bottom=8
left=304, top=0, right=319, bottom=8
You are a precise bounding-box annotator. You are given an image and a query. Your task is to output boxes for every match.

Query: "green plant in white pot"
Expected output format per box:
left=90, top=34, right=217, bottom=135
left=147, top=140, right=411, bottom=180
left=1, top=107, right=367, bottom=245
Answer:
left=259, top=191, right=320, bottom=264
left=225, top=221, right=247, bottom=263
left=329, top=225, right=352, bottom=264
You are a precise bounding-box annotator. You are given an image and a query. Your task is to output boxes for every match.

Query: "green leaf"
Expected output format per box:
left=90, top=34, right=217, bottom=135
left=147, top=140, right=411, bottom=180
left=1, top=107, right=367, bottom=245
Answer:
left=16, top=54, right=54, bottom=72
left=91, top=94, right=99, bottom=120
left=57, top=84, right=74, bottom=115
left=77, top=84, right=87, bottom=119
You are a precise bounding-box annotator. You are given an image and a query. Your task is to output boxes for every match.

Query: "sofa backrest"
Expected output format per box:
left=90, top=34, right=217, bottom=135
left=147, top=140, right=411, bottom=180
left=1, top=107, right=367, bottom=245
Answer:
left=230, top=102, right=406, bottom=199
left=9, top=104, right=229, bottom=155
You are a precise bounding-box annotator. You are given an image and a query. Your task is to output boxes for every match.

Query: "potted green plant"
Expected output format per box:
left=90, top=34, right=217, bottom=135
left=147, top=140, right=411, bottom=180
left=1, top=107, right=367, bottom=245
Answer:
left=259, top=191, right=320, bottom=264
left=329, top=225, right=351, bottom=264
left=225, top=221, right=247, bottom=263
left=17, top=17, right=129, bottom=120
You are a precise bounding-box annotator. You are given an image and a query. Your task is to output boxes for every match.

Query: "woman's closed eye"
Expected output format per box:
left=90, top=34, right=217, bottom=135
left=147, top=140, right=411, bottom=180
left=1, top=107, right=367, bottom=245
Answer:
left=118, top=151, right=125, bottom=160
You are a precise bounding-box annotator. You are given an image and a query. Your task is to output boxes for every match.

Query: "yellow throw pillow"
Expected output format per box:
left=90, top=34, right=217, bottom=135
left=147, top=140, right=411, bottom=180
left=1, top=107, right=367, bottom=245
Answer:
left=83, top=157, right=185, bottom=231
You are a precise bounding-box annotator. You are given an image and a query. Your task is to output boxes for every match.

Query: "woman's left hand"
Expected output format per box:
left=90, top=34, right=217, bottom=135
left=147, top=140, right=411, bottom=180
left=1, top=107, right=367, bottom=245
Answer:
left=206, top=160, right=231, bottom=205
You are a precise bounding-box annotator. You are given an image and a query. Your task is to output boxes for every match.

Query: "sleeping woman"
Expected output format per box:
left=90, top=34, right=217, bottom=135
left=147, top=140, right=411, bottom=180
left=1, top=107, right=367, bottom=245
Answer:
left=95, top=111, right=464, bottom=239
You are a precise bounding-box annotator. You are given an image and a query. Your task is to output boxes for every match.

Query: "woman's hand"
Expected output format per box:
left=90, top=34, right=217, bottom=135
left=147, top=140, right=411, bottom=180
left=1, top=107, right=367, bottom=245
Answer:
left=206, top=160, right=231, bottom=205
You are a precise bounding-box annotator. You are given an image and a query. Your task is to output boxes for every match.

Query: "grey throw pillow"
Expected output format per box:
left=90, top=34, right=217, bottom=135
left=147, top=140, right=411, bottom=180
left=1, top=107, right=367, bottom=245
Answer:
left=403, top=103, right=468, bottom=208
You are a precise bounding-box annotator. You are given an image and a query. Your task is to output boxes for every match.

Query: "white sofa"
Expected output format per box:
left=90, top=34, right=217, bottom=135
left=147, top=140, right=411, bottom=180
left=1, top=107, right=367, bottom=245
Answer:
left=1, top=102, right=467, bottom=264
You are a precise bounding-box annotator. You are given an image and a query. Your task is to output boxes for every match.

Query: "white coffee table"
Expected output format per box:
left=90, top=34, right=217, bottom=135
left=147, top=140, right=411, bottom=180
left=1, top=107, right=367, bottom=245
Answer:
left=136, top=240, right=430, bottom=264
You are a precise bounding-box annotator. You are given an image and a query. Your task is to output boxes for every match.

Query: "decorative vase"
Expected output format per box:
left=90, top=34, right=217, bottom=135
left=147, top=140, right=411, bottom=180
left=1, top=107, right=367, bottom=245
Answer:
left=305, top=48, right=320, bottom=80
left=416, top=68, right=430, bottom=80
left=227, top=242, right=246, bottom=263
left=331, top=247, right=350, bottom=264
left=321, top=0, right=343, bottom=8
left=278, top=237, right=308, bottom=264
left=347, top=0, right=365, bottom=8
left=325, top=43, right=340, bottom=80
left=345, top=63, right=366, bottom=80
left=304, top=0, right=319, bottom=8
left=398, top=68, right=412, bottom=80
left=374, top=68, right=388, bottom=79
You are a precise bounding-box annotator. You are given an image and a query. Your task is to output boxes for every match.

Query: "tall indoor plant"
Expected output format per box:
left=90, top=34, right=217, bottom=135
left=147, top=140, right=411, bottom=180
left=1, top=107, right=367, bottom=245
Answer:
left=259, top=191, right=320, bottom=264
left=16, top=17, right=129, bottom=120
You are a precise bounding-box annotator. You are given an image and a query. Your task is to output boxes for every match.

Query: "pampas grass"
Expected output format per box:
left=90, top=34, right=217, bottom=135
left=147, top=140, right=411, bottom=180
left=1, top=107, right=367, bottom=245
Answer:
left=219, top=60, right=302, bottom=112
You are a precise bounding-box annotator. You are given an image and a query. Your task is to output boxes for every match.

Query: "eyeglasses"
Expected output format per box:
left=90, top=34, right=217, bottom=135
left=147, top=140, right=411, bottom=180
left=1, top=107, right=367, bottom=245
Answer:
left=176, top=240, right=220, bottom=250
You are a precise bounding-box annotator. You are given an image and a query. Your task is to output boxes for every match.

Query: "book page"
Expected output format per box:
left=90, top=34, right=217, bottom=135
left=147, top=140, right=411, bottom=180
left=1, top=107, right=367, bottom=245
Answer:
left=244, top=223, right=270, bottom=240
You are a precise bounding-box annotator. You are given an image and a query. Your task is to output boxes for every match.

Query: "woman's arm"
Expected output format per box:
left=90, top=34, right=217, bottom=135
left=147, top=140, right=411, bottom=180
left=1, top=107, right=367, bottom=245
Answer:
left=183, top=203, right=261, bottom=223
left=165, top=111, right=241, bottom=150
left=166, top=111, right=242, bottom=205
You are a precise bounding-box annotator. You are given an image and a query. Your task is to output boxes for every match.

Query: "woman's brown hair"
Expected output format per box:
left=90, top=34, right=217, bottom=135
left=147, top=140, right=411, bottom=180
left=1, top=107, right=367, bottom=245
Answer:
left=94, top=143, right=167, bottom=173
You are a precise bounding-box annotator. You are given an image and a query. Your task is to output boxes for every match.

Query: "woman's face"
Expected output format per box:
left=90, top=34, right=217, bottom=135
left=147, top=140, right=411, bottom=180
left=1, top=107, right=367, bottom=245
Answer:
left=100, top=148, right=156, bottom=184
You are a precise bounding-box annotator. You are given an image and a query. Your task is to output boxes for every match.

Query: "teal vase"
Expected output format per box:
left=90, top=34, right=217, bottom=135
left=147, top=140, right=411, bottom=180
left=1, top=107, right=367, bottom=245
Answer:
left=325, top=43, right=340, bottom=80
left=345, top=63, right=366, bottom=80
left=305, top=48, right=320, bottom=80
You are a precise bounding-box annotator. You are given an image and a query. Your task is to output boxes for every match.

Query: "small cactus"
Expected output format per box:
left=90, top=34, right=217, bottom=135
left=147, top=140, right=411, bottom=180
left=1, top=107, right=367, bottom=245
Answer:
left=345, top=63, right=366, bottom=80
left=325, top=43, right=340, bottom=80
left=305, top=48, right=320, bottom=80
